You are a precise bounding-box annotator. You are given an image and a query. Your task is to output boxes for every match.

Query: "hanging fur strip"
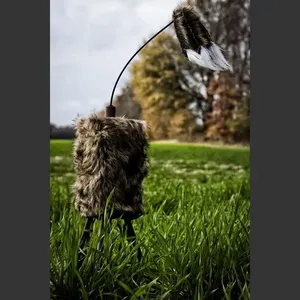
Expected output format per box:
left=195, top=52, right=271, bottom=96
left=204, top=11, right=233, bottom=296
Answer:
left=172, top=4, right=232, bottom=72
left=73, top=114, right=149, bottom=218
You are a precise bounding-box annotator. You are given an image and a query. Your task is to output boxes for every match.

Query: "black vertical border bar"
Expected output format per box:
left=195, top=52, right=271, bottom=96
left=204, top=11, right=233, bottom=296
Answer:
left=251, top=0, right=300, bottom=299
left=0, top=0, right=50, bottom=299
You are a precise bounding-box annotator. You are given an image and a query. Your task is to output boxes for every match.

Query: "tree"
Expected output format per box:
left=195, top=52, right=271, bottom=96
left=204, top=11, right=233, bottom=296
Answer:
left=113, top=84, right=142, bottom=119
left=130, top=31, right=202, bottom=140
left=187, top=0, right=250, bottom=88
left=204, top=73, right=238, bottom=143
left=187, top=0, right=250, bottom=143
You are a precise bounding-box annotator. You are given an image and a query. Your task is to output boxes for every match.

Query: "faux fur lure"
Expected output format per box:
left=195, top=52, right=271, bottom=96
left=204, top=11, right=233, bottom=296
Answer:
left=172, top=4, right=232, bottom=72
left=73, top=115, right=149, bottom=218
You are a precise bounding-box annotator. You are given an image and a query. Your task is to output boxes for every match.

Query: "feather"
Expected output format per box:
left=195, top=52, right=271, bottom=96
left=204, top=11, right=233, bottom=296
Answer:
left=209, top=43, right=233, bottom=72
left=172, top=4, right=232, bottom=72
left=186, top=48, right=218, bottom=71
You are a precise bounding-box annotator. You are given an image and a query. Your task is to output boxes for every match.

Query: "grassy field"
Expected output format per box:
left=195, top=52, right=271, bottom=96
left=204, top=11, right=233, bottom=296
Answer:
left=50, top=140, right=250, bottom=300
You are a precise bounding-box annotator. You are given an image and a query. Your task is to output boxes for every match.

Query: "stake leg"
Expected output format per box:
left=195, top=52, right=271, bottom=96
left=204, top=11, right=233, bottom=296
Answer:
left=78, top=217, right=94, bottom=268
left=124, top=219, right=142, bottom=262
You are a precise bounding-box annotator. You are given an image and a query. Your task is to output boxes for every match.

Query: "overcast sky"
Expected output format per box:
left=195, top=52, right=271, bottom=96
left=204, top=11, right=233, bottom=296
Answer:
left=50, top=0, right=183, bottom=126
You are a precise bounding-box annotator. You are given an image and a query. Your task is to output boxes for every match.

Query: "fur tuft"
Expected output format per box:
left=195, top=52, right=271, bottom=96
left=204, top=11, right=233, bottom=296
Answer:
left=172, top=4, right=232, bottom=71
left=73, top=115, right=149, bottom=218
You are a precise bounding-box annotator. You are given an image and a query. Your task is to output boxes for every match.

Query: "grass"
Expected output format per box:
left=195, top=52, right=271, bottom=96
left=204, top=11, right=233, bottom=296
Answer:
left=50, top=140, right=250, bottom=300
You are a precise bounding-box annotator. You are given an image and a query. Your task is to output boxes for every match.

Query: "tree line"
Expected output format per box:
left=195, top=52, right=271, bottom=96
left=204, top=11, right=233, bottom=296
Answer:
left=50, top=124, right=75, bottom=139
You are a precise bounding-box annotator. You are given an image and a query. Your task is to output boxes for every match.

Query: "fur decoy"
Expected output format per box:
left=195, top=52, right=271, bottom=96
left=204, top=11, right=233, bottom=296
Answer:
left=172, top=4, right=232, bottom=71
left=73, top=115, right=149, bottom=265
left=73, top=3, right=231, bottom=268
left=73, top=115, right=149, bottom=219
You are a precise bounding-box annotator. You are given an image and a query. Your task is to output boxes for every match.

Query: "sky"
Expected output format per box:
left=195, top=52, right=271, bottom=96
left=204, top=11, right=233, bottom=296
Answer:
left=50, top=0, right=183, bottom=126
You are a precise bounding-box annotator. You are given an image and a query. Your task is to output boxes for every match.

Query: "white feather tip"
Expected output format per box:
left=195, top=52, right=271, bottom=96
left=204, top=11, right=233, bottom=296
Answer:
left=186, top=44, right=232, bottom=72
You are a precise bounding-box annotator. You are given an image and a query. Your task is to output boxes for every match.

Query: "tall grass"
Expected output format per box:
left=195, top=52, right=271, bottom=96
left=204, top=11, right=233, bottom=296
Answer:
left=50, top=141, right=250, bottom=299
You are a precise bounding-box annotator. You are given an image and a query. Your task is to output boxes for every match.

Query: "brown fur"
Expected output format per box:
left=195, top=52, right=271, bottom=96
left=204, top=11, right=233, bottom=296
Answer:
left=72, top=114, right=149, bottom=218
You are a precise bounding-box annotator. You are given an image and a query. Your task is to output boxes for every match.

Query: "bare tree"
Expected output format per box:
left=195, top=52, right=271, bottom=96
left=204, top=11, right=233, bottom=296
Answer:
left=186, top=0, right=250, bottom=141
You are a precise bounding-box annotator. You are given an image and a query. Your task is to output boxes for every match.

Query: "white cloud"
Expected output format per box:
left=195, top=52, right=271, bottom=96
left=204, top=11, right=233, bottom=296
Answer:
left=50, top=0, right=182, bottom=125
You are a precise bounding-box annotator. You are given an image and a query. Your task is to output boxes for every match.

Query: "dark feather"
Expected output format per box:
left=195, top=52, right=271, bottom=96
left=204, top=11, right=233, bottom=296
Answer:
left=173, top=4, right=212, bottom=54
left=172, top=4, right=232, bottom=71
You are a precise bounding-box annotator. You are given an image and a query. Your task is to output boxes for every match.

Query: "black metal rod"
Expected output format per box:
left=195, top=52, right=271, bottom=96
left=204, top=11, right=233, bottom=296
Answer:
left=78, top=217, right=95, bottom=268
left=124, top=219, right=142, bottom=262
left=109, top=20, right=174, bottom=106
